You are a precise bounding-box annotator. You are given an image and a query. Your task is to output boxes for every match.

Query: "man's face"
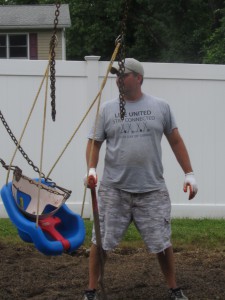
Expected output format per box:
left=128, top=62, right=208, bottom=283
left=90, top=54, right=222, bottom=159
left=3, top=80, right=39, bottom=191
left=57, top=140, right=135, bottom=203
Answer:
left=116, top=72, right=141, bottom=98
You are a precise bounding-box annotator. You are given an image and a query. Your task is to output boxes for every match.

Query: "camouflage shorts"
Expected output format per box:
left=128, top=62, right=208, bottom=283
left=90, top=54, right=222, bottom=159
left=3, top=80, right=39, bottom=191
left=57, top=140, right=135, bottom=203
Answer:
left=91, top=184, right=172, bottom=253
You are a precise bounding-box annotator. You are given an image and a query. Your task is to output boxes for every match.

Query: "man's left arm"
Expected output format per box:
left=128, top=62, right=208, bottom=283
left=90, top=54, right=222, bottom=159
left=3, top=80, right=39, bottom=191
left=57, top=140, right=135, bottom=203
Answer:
left=166, top=128, right=198, bottom=200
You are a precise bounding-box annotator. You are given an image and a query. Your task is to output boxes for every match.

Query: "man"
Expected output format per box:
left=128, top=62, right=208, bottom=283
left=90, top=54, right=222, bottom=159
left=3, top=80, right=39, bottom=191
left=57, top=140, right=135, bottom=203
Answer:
left=84, top=58, right=198, bottom=300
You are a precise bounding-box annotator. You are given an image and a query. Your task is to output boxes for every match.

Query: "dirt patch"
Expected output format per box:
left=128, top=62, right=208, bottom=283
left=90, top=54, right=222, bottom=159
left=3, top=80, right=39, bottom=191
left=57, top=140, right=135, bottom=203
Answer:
left=0, top=242, right=224, bottom=300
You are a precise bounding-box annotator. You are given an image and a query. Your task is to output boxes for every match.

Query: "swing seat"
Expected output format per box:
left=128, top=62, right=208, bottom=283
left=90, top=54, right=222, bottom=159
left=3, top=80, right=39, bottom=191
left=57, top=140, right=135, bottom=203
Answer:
left=1, top=181, right=86, bottom=256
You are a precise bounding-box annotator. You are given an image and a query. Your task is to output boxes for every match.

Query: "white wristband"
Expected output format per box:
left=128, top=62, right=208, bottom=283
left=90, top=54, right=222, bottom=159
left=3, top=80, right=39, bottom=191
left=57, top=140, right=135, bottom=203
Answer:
left=185, top=172, right=194, bottom=176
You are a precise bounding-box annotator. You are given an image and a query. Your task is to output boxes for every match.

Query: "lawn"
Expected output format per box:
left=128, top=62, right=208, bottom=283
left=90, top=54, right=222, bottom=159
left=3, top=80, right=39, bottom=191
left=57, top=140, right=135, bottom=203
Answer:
left=0, top=218, right=224, bottom=251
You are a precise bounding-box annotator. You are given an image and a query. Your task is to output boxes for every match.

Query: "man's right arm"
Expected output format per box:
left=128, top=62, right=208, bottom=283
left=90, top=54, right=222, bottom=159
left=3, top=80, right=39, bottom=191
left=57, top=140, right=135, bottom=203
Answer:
left=86, top=139, right=103, bottom=169
left=85, top=139, right=103, bottom=187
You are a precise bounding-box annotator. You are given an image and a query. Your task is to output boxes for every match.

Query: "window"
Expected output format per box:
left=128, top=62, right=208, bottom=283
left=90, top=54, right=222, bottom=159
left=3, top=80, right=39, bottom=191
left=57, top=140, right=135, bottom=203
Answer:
left=9, top=35, right=27, bottom=58
left=0, top=34, right=28, bottom=59
left=0, top=35, right=6, bottom=58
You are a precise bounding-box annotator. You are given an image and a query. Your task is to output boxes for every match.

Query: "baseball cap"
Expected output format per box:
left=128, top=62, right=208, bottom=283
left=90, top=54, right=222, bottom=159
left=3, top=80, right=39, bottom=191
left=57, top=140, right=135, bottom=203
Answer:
left=110, top=58, right=144, bottom=76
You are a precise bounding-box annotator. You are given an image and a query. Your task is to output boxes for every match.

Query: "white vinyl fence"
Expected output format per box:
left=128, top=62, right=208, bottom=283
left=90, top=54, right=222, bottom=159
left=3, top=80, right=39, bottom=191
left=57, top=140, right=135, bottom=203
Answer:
left=0, top=57, right=225, bottom=219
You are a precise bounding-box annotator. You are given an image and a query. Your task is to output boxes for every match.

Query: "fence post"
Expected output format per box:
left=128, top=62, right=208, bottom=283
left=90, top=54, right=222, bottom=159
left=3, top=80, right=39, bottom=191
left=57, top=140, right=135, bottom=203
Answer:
left=85, top=55, right=101, bottom=125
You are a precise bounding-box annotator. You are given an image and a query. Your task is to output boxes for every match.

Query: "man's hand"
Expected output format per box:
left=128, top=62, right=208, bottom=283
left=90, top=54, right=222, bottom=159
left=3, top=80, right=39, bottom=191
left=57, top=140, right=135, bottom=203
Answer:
left=183, top=172, right=198, bottom=200
left=83, top=168, right=97, bottom=189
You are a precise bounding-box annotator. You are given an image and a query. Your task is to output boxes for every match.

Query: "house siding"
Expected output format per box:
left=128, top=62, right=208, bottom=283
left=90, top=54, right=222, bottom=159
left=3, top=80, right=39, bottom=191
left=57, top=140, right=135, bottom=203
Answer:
left=38, top=31, right=62, bottom=60
left=0, top=4, right=70, bottom=60
left=0, top=29, right=63, bottom=60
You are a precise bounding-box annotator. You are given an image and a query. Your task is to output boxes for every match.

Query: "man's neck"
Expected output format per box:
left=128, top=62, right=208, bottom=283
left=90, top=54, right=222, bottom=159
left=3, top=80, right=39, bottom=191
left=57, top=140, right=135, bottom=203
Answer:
left=125, top=91, right=143, bottom=102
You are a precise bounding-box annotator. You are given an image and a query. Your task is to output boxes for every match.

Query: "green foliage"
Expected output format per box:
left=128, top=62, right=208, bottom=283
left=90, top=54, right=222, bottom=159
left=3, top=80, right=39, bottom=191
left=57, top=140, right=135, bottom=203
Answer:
left=1, top=0, right=225, bottom=63
left=203, top=7, right=225, bottom=63
left=66, top=0, right=122, bottom=60
left=56, top=0, right=225, bottom=63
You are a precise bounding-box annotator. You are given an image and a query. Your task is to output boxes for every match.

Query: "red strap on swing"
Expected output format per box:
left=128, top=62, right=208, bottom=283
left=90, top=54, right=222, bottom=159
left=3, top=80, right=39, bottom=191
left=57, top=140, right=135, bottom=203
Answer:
left=38, top=216, right=70, bottom=251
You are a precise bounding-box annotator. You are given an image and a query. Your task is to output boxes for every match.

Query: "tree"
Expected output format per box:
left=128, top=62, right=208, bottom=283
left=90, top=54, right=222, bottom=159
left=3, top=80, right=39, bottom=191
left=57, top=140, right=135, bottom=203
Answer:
left=65, top=0, right=123, bottom=60
left=202, top=3, right=225, bottom=63
left=1, top=0, right=225, bottom=63
left=65, top=0, right=220, bottom=63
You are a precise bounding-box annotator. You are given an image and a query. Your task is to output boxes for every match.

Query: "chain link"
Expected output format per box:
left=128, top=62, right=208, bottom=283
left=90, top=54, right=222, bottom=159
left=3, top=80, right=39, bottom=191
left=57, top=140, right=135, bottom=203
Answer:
left=0, top=157, right=71, bottom=198
left=0, top=158, right=8, bottom=170
left=25, top=176, right=71, bottom=198
left=12, top=167, right=71, bottom=199
left=49, top=3, right=61, bottom=122
left=117, top=0, right=130, bottom=121
left=0, top=110, right=46, bottom=178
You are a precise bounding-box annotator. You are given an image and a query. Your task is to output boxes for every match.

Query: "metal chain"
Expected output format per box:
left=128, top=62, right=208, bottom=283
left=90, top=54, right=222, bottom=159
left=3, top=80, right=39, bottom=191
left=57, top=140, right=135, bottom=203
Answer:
left=0, top=110, right=46, bottom=178
left=25, top=176, right=71, bottom=198
left=0, top=158, right=8, bottom=170
left=117, top=0, right=130, bottom=121
left=12, top=167, right=71, bottom=198
left=0, top=158, right=71, bottom=198
left=49, top=2, right=61, bottom=122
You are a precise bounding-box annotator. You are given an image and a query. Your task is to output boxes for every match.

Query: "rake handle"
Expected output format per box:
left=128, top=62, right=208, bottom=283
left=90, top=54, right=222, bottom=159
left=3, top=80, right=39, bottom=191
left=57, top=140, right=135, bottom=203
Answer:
left=89, top=177, right=107, bottom=300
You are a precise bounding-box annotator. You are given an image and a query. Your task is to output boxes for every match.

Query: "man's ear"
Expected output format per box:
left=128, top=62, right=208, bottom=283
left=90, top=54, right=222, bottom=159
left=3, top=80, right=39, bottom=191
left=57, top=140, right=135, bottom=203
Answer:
left=137, top=74, right=143, bottom=85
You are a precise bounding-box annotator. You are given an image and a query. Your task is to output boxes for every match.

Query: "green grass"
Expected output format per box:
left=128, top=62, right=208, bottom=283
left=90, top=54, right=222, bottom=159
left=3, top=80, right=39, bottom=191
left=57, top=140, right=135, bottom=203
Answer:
left=171, top=218, right=225, bottom=251
left=0, top=218, right=21, bottom=243
left=0, top=218, right=225, bottom=251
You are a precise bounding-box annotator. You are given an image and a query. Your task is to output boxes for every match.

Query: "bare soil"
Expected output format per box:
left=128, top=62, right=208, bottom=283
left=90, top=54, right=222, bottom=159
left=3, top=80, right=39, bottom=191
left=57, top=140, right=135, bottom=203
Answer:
left=0, top=242, right=224, bottom=300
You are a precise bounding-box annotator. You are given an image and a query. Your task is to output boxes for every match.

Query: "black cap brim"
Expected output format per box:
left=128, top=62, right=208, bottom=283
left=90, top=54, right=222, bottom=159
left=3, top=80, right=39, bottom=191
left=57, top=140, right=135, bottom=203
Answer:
left=110, top=67, right=119, bottom=74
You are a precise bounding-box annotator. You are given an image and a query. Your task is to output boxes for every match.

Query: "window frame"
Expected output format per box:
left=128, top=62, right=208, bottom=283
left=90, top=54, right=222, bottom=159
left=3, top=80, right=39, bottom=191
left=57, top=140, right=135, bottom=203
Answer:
left=0, top=34, right=7, bottom=58
left=0, top=33, right=30, bottom=59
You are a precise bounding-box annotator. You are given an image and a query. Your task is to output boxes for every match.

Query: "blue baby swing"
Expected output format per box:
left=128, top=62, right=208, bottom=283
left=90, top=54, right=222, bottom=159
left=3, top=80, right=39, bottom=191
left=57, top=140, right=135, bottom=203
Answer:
left=0, top=102, right=86, bottom=256
left=0, top=3, right=85, bottom=256
left=0, top=163, right=85, bottom=256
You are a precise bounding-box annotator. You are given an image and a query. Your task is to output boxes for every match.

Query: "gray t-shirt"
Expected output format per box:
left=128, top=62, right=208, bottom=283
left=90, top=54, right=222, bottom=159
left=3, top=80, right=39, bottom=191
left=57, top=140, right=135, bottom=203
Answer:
left=88, top=93, right=177, bottom=193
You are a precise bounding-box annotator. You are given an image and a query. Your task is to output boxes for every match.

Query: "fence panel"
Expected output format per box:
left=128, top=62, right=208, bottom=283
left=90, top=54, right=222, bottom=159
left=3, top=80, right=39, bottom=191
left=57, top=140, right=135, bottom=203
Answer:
left=0, top=58, right=225, bottom=218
